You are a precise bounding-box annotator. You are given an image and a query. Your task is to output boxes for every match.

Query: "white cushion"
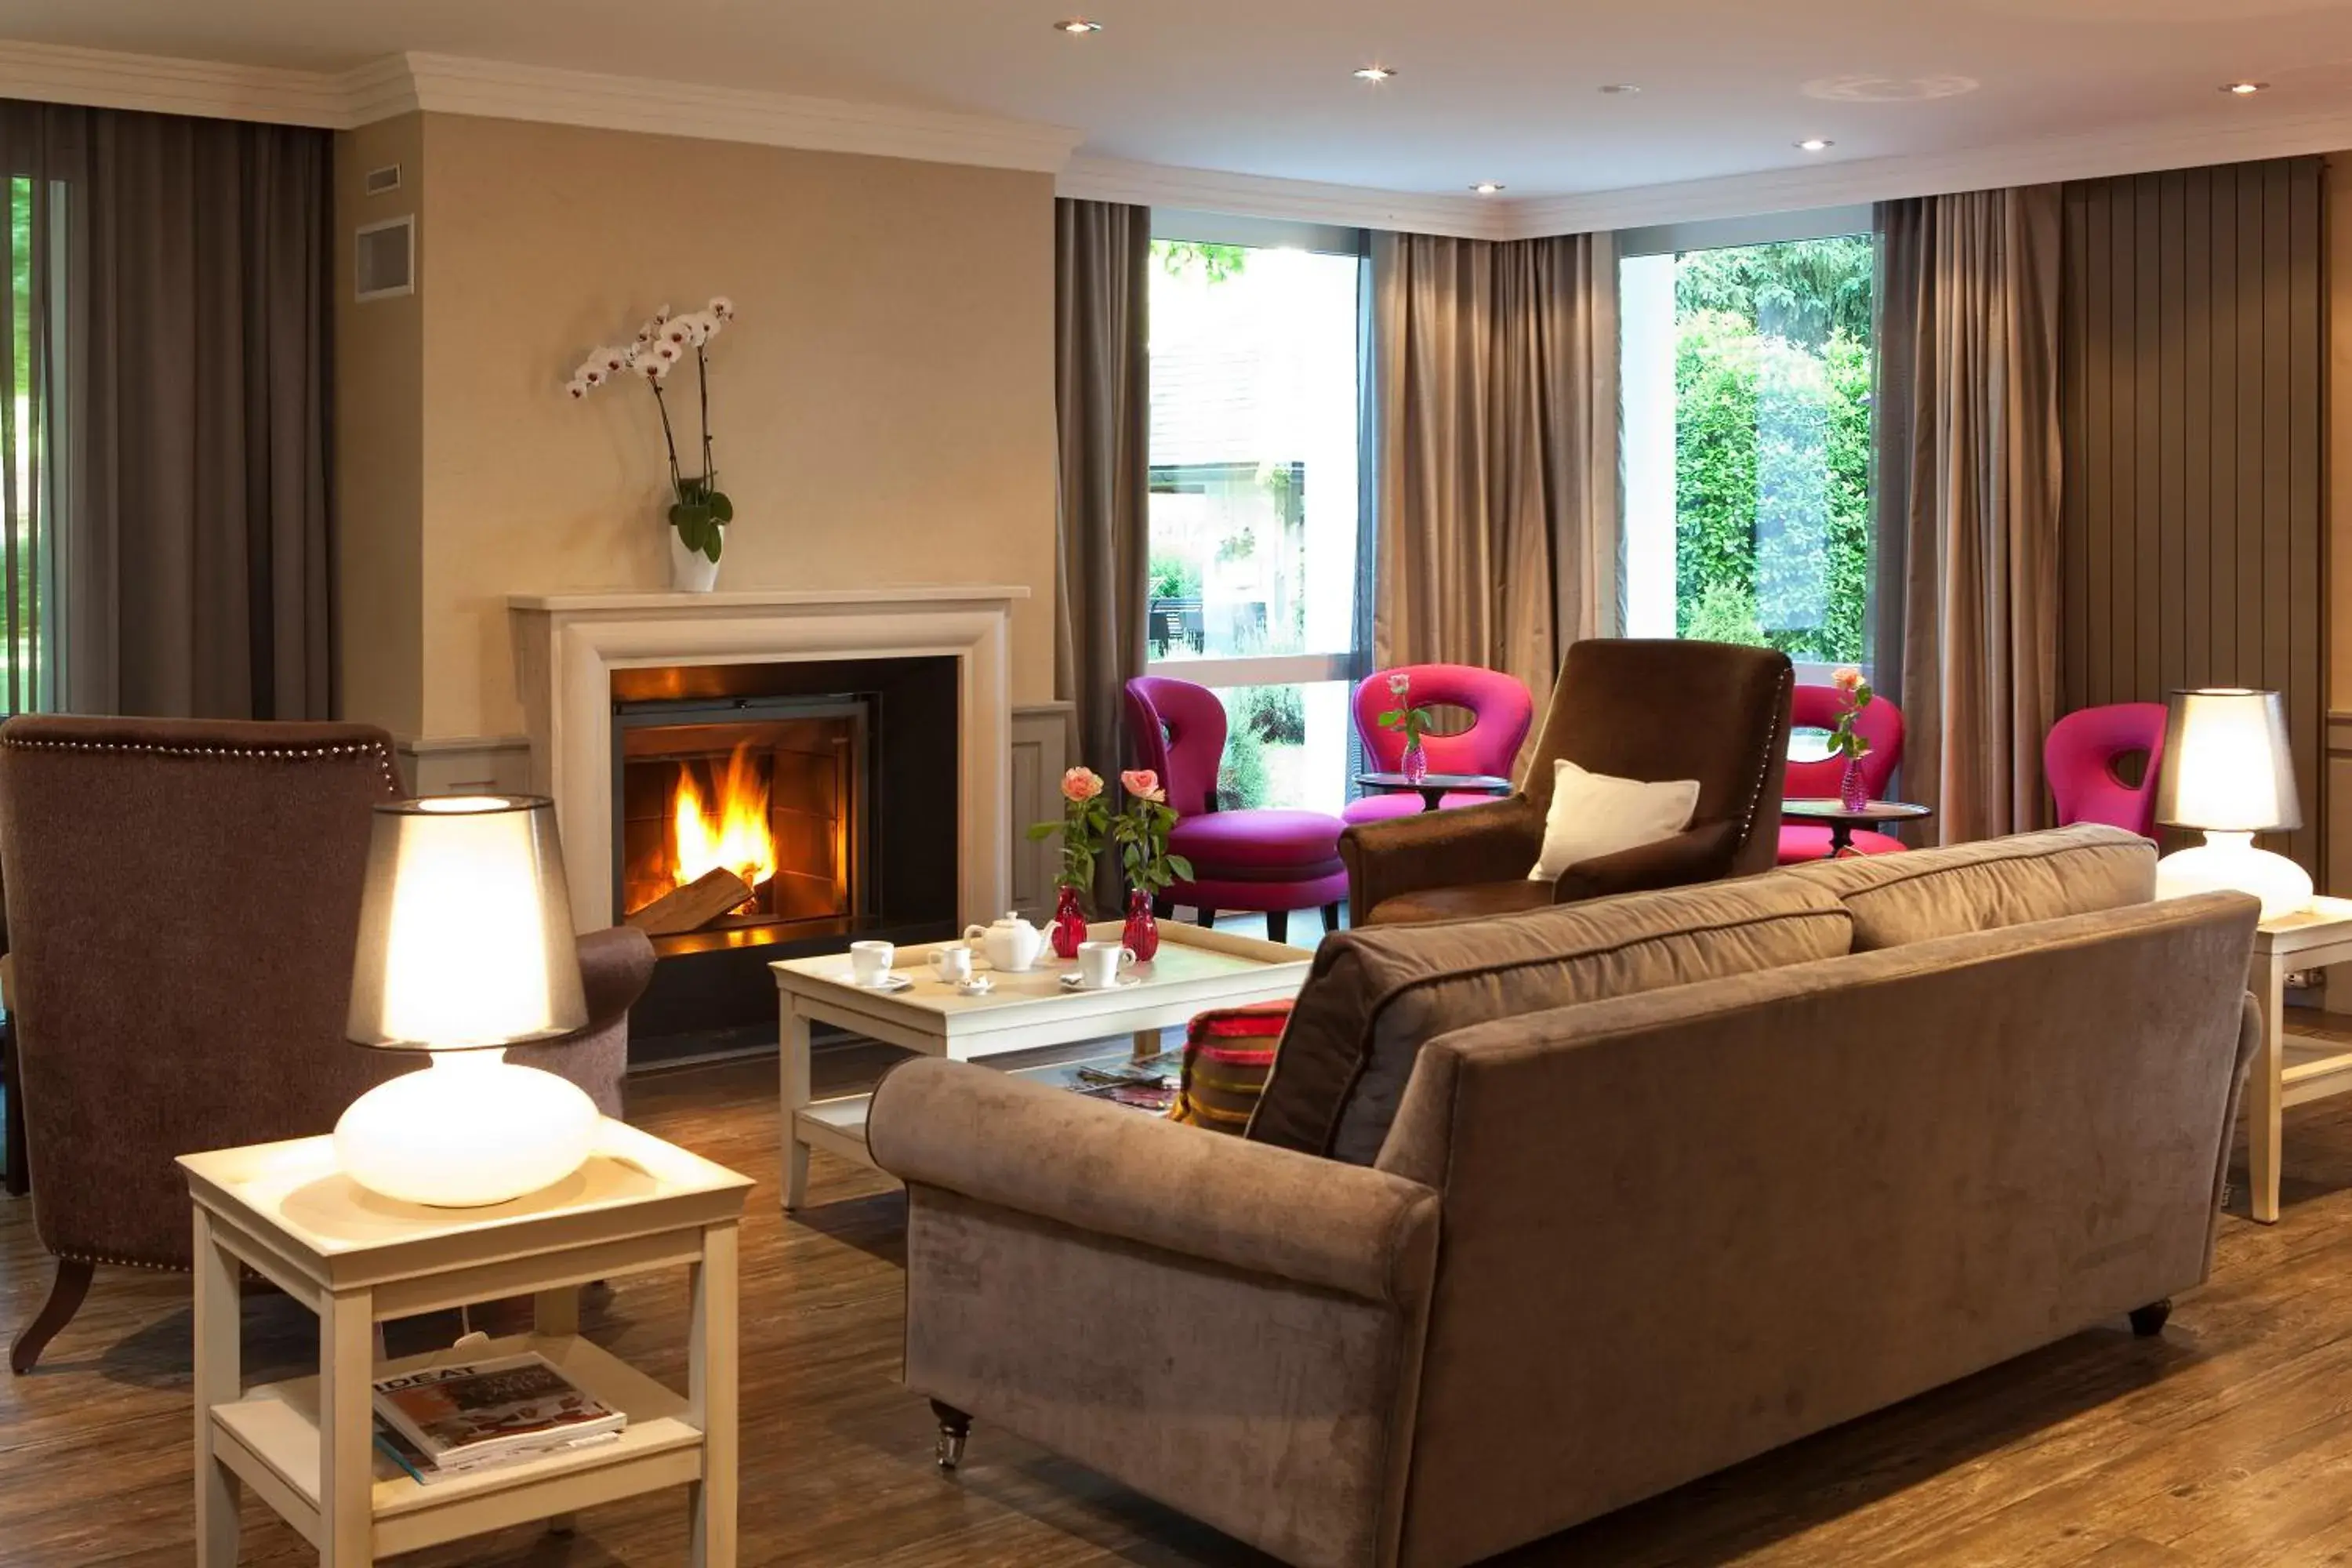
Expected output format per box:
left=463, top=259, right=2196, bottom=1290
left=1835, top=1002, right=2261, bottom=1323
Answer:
left=1528, top=759, right=1700, bottom=882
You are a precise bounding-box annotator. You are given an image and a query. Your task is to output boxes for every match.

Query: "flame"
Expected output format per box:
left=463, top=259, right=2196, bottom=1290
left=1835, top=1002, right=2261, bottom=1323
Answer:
left=671, top=743, right=777, bottom=896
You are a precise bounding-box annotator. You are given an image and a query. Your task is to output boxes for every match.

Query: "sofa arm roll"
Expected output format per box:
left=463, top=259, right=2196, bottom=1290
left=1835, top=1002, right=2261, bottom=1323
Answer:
left=869, top=1057, right=1439, bottom=1308
left=1550, top=819, right=1740, bottom=905
left=1341, top=795, right=1545, bottom=917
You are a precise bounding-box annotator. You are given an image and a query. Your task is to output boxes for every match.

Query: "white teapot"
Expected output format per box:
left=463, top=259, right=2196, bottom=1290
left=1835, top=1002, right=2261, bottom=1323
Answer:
left=964, top=911, right=1046, bottom=974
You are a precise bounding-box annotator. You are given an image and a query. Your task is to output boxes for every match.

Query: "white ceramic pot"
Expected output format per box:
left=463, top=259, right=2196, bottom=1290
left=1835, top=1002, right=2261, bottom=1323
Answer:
left=964, top=911, right=1047, bottom=973
left=669, top=526, right=723, bottom=593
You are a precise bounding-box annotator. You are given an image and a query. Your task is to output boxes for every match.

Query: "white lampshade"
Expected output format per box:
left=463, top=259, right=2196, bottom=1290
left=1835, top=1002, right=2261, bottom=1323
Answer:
left=347, top=795, right=586, bottom=1050
left=2155, top=688, right=2302, bottom=834
left=336, top=796, right=599, bottom=1207
left=2153, top=688, right=2311, bottom=920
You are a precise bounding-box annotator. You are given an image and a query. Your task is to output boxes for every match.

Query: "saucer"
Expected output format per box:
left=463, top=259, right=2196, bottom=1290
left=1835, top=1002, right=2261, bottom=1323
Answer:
left=1058, top=973, right=1142, bottom=992
left=953, top=977, right=995, bottom=996
left=847, top=971, right=913, bottom=993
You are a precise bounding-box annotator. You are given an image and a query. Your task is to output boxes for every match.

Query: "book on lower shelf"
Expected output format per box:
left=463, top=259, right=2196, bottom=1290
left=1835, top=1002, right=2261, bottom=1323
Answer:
left=372, top=1352, right=626, bottom=1477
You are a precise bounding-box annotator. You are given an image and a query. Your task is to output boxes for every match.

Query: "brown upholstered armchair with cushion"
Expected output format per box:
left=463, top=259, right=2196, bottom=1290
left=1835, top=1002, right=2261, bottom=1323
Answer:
left=0, top=716, right=654, bottom=1373
left=1341, top=638, right=1794, bottom=926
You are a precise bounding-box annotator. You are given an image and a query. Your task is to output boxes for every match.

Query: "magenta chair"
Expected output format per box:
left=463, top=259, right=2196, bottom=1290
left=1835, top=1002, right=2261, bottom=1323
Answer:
left=2045, top=702, right=2168, bottom=837
left=1779, top=685, right=1907, bottom=862
left=1123, top=676, right=1347, bottom=945
left=1343, top=663, right=1537, bottom=825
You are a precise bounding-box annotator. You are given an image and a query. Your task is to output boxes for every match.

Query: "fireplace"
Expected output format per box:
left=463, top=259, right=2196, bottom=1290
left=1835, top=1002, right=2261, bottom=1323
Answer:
left=616, top=699, right=866, bottom=941
left=610, top=656, right=962, bottom=1062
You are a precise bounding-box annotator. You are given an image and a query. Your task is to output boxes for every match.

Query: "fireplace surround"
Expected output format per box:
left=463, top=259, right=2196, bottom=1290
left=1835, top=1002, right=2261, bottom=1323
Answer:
left=510, top=586, right=1025, bottom=1058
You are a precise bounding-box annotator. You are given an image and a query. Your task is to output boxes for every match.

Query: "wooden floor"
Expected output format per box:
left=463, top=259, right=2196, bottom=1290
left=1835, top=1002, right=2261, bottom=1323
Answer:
left=14, top=1028, right=2352, bottom=1567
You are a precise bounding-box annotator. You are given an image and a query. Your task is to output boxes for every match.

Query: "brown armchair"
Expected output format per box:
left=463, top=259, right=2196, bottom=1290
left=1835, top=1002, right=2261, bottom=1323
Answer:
left=1341, top=639, right=1793, bottom=925
left=0, top=716, right=655, bottom=1374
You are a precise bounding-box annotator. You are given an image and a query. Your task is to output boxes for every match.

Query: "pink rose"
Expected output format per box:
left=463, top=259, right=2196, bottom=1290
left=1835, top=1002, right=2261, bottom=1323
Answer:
left=1062, top=766, right=1103, bottom=804
left=1120, top=768, right=1166, bottom=804
left=1831, top=666, right=1864, bottom=695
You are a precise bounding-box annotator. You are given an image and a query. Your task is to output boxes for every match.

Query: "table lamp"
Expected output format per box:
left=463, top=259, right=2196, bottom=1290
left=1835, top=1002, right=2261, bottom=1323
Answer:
left=2154, top=688, right=2311, bottom=920
left=336, top=794, right=597, bottom=1207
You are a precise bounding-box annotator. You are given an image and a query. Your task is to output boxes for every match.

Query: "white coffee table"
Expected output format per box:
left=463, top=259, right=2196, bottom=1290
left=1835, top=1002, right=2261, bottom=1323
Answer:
left=772, top=920, right=1313, bottom=1210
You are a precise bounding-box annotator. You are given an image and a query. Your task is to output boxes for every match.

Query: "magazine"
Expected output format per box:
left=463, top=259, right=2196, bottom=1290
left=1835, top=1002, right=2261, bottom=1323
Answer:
left=372, top=1414, right=620, bottom=1486
left=372, top=1352, right=626, bottom=1469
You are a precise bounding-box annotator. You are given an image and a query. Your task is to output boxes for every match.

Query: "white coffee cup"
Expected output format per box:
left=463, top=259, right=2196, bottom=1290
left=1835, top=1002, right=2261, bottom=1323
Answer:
left=1075, top=940, right=1136, bottom=990
left=849, top=940, right=896, bottom=987
left=927, top=946, right=974, bottom=984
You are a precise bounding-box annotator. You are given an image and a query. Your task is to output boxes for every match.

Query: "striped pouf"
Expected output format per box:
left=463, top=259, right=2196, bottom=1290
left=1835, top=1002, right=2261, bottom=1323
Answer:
left=1169, top=1001, right=1292, bottom=1135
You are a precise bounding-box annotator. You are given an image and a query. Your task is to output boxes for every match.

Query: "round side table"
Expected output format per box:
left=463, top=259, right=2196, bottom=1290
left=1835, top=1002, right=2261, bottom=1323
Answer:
left=1780, top=797, right=1934, bottom=858
left=1353, top=771, right=1513, bottom=813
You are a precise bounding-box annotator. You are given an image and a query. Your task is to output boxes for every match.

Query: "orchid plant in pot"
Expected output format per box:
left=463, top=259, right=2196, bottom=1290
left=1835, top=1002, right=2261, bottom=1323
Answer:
left=1828, top=666, right=1875, bottom=811
left=1110, top=769, right=1192, bottom=962
left=567, top=296, right=738, bottom=592
left=1026, top=767, right=1111, bottom=959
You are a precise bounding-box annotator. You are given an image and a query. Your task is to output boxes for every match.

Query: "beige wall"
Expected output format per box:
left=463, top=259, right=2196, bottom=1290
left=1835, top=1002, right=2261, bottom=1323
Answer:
left=335, top=112, right=1059, bottom=739
left=333, top=114, right=426, bottom=735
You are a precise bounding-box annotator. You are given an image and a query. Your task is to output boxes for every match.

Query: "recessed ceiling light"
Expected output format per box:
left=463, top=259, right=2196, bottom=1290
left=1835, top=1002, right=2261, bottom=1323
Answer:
left=1470, top=181, right=1505, bottom=195
left=2222, top=81, right=2269, bottom=95
left=1052, top=18, right=1102, bottom=34
left=1795, top=137, right=1835, bottom=152
left=1352, top=64, right=1398, bottom=83
left=1599, top=83, right=1641, bottom=95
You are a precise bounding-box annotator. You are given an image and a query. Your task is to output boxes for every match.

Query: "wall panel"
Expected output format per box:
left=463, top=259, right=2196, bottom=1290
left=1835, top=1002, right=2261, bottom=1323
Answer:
left=2060, top=158, right=2325, bottom=879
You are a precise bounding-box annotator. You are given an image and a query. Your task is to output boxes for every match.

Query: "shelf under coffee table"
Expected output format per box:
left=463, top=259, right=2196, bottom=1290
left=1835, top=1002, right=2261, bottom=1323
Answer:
left=771, top=920, right=1313, bottom=1210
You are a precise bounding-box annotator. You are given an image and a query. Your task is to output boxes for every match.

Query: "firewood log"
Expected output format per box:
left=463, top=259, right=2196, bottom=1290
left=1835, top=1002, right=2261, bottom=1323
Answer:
left=626, top=867, right=753, bottom=935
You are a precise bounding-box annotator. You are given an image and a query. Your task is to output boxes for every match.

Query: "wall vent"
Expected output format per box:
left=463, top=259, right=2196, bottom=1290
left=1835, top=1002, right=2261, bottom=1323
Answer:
left=363, top=163, right=402, bottom=196
left=354, top=216, right=414, bottom=302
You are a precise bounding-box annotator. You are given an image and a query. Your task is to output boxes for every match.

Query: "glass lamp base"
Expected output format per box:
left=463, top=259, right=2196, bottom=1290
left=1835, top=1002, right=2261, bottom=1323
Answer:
left=334, top=1050, right=600, bottom=1207
left=2155, top=830, right=2314, bottom=922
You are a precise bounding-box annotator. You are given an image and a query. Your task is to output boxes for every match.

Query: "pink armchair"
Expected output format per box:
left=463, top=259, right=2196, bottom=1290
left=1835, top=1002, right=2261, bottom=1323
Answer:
left=1344, top=664, right=1536, bottom=825
left=1779, top=685, right=1907, bottom=862
left=1124, top=677, right=1347, bottom=945
left=2045, top=702, right=2169, bottom=837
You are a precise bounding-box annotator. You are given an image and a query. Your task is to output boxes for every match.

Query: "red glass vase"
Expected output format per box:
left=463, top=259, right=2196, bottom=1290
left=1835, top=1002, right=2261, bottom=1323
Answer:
left=1839, top=755, right=1869, bottom=812
left=1123, top=888, right=1161, bottom=962
left=1050, top=884, right=1087, bottom=960
left=1402, top=739, right=1429, bottom=785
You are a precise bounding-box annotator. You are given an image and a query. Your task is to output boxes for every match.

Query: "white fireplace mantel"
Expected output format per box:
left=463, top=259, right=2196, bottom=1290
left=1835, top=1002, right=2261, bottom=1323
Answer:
left=509, top=585, right=1029, bottom=934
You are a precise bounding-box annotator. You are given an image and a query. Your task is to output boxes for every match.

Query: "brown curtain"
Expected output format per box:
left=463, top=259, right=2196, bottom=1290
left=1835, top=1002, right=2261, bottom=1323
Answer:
left=1052, top=198, right=1151, bottom=807
left=1370, top=230, right=1616, bottom=713
left=1876, top=187, right=2063, bottom=842
left=0, top=98, right=333, bottom=720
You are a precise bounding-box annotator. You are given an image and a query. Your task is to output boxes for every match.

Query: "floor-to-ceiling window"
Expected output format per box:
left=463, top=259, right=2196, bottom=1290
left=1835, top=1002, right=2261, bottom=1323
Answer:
left=4, top=174, right=56, bottom=716
left=1145, top=216, right=1368, bottom=815
left=1620, top=210, right=1878, bottom=677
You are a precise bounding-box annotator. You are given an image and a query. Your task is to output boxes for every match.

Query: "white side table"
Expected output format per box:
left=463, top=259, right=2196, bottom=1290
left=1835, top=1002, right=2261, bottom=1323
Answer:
left=2246, top=897, right=2352, bottom=1223
left=179, top=1120, right=753, bottom=1565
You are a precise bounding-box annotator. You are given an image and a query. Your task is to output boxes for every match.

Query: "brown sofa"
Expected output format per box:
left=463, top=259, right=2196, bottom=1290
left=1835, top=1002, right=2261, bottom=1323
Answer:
left=0, top=715, right=654, bottom=1373
left=867, top=826, right=2259, bottom=1568
left=1341, top=638, right=1793, bottom=926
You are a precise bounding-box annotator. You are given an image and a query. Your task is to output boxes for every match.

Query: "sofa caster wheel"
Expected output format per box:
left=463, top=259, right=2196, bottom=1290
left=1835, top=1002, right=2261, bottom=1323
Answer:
left=931, top=1399, right=971, bottom=1472
left=2129, top=1299, right=2172, bottom=1338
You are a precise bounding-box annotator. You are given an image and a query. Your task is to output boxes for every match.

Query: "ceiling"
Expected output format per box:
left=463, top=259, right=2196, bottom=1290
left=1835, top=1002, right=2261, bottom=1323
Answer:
left=7, top=0, right=2352, bottom=199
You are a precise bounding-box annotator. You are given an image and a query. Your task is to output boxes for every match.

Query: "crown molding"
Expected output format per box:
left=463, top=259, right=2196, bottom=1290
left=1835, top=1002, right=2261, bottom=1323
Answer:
left=385, top=53, right=1082, bottom=173
left=1507, top=103, right=2352, bottom=238
left=0, top=41, right=1083, bottom=174
left=0, top=39, right=360, bottom=125
left=1057, top=155, right=1514, bottom=241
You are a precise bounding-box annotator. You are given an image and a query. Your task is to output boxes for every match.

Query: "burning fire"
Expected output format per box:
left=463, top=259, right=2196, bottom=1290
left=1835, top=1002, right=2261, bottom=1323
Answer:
left=671, top=743, right=778, bottom=897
